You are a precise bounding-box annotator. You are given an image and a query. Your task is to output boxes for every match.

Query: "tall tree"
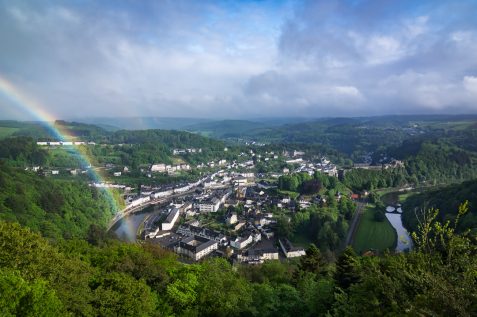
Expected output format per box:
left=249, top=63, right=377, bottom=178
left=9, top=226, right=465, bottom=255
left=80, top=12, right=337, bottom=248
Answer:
left=334, top=247, right=360, bottom=290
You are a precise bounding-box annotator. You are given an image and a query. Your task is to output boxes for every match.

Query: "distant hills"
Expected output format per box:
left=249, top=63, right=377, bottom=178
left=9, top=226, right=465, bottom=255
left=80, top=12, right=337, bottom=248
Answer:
left=73, top=117, right=215, bottom=131
left=71, top=114, right=477, bottom=143
left=70, top=116, right=316, bottom=136
left=3, top=114, right=477, bottom=161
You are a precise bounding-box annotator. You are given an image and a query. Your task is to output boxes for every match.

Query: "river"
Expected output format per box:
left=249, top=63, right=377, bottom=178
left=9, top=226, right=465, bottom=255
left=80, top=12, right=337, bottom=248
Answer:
left=111, top=209, right=155, bottom=242
left=385, top=207, right=413, bottom=252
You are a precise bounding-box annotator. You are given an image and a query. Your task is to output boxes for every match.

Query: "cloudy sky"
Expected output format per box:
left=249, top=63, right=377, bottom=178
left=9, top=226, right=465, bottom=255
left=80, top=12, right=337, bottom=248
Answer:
left=1, top=0, right=477, bottom=120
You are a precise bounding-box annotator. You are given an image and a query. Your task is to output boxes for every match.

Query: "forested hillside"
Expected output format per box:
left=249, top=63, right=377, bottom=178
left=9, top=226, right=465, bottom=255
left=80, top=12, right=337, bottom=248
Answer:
left=0, top=122, right=231, bottom=169
left=0, top=163, right=117, bottom=240
left=403, top=180, right=477, bottom=234
left=1, top=120, right=226, bottom=149
left=0, top=136, right=48, bottom=166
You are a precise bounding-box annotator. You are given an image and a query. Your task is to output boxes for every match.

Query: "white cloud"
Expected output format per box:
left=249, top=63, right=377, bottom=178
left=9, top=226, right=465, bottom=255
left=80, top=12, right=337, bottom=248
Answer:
left=333, top=86, right=363, bottom=99
left=463, top=76, right=477, bottom=95
left=1, top=0, right=477, bottom=119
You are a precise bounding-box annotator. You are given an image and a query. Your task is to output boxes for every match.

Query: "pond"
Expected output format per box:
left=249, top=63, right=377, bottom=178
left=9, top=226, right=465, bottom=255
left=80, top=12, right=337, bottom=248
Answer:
left=385, top=210, right=413, bottom=252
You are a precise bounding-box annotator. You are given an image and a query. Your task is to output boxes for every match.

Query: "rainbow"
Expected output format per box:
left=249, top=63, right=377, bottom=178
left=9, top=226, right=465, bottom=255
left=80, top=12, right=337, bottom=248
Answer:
left=0, top=75, right=120, bottom=216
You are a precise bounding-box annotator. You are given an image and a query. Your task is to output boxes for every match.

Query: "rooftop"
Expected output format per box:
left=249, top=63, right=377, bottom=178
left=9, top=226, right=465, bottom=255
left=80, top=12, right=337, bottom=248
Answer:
left=179, top=235, right=217, bottom=253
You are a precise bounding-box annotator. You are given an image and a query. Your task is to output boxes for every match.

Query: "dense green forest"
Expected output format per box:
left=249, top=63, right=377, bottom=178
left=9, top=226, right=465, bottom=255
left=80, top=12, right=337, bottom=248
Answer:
left=1, top=204, right=476, bottom=316
left=342, top=139, right=477, bottom=191
left=0, top=136, right=48, bottom=166
left=403, top=180, right=477, bottom=235
left=0, top=163, right=117, bottom=240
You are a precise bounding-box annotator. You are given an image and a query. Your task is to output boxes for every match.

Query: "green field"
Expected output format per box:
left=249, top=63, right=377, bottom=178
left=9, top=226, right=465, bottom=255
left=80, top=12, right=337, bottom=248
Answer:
left=352, top=205, right=396, bottom=254
left=0, top=127, right=19, bottom=139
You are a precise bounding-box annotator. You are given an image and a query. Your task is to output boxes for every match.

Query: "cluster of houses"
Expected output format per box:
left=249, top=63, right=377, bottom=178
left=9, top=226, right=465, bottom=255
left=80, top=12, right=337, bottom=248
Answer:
left=26, top=166, right=101, bottom=178
left=288, top=157, right=338, bottom=177
left=37, top=141, right=96, bottom=146
left=124, top=170, right=243, bottom=209
left=173, top=148, right=202, bottom=155
left=352, top=159, right=405, bottom=171
left=150, top=163, right=191, bottom=173
left=138, top=179, right=308, bottom=264
left=147, top=217, right=306, bottom=263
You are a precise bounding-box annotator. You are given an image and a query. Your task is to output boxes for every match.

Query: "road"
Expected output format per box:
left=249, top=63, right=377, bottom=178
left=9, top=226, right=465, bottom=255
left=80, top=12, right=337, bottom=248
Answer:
left=344, top=200, right=366, bottom=247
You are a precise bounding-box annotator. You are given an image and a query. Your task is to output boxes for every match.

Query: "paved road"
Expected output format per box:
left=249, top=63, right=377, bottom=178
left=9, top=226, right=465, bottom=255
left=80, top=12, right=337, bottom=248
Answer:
left=345, top=200, right=366, bottom=247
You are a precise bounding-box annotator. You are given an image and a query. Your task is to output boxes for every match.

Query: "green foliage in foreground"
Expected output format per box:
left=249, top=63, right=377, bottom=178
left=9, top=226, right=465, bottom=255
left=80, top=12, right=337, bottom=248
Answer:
left=352, top=205, right=396, bottom=254
left=1, top=201, right=476, bottom=316
left=0, top=163, right=116, bottom=240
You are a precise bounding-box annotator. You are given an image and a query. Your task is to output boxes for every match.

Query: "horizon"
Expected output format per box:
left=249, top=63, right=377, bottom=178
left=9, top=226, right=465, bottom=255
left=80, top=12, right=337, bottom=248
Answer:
left=1, top=0, right=477, bottom=120
left=4, top=112, right=477, bottom=123
left=4, top=113, right=477, bottom=130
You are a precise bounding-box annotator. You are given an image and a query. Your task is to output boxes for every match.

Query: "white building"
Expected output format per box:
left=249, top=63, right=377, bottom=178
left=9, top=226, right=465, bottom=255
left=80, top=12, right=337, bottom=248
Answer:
left=199, top=198, right=221, bottom=213
left=151, top=164, right=166, bottom=172
left=226, top=213, right=238, bottom=225
left=237, top=248, right=279, bottom=263
left=161, top=207, right=180, bottom=231
left=234, top=177, right=248, bottom=186
left=153, top=189, right=174, bottom=199
left=230, top=234, right=253, bottom=249
left=285, top=158, right=303, bottom=164
left=128, top=196, right=151, bottom=208
left=279, top=239, right=306, bottom=258
left=174, top=236, right=218, bottom=261
left=176, top=224, right=227, bottom=245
